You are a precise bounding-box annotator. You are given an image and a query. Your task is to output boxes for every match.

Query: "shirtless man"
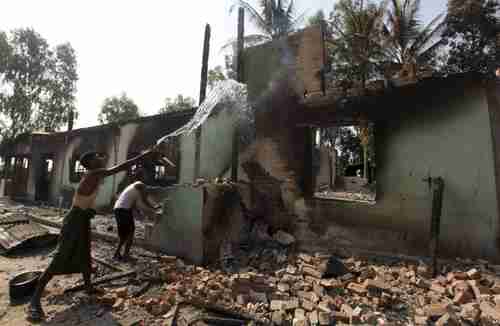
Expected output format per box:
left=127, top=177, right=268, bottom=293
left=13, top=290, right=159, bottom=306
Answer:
left=27, top=148, right=159, bottom=321
left=113, top=181, right=160, bottom=260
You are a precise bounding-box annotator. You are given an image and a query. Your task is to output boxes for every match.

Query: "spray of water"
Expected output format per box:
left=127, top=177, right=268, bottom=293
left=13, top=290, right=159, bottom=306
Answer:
left=156, top=79, right=254, bottom=147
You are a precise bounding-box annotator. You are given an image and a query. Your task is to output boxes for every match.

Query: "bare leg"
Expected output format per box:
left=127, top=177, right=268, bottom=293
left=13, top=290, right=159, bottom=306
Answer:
left=114, top=238, right=124, bottom=260
left=123, top=233, right=134, bottom=259
left=83, top=270, right=97, bottom=295
left=28, top=270, right=53, bottom=321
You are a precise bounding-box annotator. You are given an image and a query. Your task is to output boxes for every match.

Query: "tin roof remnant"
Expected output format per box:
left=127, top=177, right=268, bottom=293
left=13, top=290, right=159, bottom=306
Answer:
left=0, top=214, right=57, bottom=254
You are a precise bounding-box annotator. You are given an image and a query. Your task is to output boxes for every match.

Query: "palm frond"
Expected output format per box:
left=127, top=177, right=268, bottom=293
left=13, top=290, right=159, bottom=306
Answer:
left=409, top=13, right=445, bottom=56
left=231, top=0, right=273, bottom=36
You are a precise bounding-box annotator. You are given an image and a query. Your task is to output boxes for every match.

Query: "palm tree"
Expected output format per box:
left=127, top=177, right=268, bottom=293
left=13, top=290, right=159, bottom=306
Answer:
left=227, top=0, right=307, bottom=47
left=382, top=0, right=445, bottom=79
left=329, top=0, right=388, bottom=89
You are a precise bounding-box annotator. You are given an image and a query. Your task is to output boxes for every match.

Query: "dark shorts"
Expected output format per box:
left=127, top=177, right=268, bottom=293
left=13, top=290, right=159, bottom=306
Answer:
left=114, top=208, right=135, bottom=240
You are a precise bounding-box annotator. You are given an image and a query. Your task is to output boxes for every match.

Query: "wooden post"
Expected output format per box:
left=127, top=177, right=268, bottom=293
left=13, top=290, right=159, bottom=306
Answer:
left=194, top=24, right=211, bottom=182
left=231, top=8, right=244, bottom=182
left=429, top=177, right=444, bottom=277
left=304, top=128, right=314, bottom=198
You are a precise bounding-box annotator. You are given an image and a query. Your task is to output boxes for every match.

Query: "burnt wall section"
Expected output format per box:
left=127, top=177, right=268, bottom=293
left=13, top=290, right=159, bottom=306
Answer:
left=302, top=77, right=499, bottom=261
left=0, top=111, right=193, bottom=210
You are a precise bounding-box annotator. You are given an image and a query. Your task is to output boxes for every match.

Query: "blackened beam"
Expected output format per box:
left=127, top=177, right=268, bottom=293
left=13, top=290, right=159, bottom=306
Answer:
left=231, top=8, right=244, bottom=182
left=194, top=24, right=211, bottom=182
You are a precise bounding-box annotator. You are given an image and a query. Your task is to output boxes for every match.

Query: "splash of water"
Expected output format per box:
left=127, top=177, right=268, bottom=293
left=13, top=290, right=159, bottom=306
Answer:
left=156, top=79, right=254, bottom=146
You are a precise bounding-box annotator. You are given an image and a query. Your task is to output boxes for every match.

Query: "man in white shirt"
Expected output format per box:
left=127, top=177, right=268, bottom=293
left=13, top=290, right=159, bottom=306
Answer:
left=113, top=181, right=159, bottom=260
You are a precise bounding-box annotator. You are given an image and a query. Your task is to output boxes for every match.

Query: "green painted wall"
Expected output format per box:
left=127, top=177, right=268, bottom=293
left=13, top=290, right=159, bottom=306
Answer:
left=311, top=84, right=499, bottom=260
left=151, top=186, right=204, bottom=264
left=179, top=108, right=238, bottom=183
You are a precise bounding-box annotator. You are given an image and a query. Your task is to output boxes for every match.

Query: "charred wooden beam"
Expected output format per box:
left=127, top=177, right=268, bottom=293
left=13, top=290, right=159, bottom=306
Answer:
left=195, top=24, right=211, bottom=182
left=232, top=7, right=245, bottom=182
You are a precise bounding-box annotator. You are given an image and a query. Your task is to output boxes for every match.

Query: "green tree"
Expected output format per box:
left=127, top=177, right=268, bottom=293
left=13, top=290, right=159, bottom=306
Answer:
left=159, top=94, right=195, bottom=114
left=442, top=0, right=500, bottom=76
left=382, top=0, right=445, bottom=79
left=328, top=0, right=387, bottom=89
left=207, top=66, right=227, bottom=90
left=228, top=0, right=306, bottom=47
left=98, top=93, right=141, bottom=124
left=308, top=9, right=326, bottom=26
left=0, top=28, right=78, bottom=140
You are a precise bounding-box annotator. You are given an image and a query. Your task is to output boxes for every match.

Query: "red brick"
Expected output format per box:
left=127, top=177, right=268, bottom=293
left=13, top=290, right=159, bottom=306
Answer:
left=347, top=282, right=367, bottom=295
left=364, top=279, right=390, bottom=292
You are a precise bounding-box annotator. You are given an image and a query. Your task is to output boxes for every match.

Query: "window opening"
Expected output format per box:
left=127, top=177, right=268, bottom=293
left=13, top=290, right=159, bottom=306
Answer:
left=314, top=123, right=376, bottom=203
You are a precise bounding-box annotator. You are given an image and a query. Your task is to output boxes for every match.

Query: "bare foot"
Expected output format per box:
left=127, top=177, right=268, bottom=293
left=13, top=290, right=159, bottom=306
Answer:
left=26, top=303, right=45, bottom=322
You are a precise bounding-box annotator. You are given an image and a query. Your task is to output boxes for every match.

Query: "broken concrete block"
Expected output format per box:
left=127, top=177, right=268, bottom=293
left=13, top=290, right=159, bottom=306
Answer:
left=273, top=230, right=296, bottom=246
left=460, top=303, right=481, bottom=323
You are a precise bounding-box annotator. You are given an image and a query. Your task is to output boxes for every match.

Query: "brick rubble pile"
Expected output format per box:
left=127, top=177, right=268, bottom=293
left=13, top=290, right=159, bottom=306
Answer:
left=98, top=247, right=500, bottom=325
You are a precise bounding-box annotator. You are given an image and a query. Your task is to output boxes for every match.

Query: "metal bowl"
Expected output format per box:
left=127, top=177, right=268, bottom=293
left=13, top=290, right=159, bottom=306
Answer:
left=9, top=271, right=42, bottom=302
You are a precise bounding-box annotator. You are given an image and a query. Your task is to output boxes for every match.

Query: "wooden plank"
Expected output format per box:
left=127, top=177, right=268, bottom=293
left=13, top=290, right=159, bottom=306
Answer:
left=64, top=270, right=136, bottom=293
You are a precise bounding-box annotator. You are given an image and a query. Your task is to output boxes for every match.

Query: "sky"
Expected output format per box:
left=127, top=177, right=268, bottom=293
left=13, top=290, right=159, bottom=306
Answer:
left=1, top=0, right=447, bottom=129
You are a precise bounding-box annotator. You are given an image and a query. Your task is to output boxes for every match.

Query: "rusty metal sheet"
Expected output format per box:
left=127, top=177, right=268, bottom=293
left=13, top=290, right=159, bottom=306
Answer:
left=0, top=213, right=29, bottom=225
left=0, top=218, right=57, bottom=253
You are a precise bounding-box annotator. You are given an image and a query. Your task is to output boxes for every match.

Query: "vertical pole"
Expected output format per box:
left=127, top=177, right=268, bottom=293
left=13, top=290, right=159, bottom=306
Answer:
left=232, top=8, right=244, bottom=182
left=67, top=109, right=74, bottom=131
left=429, top=177, right=444, bottom=277
left=194, top=24, right=211, bottom=182
left=304, top=128, right=314, bottom=198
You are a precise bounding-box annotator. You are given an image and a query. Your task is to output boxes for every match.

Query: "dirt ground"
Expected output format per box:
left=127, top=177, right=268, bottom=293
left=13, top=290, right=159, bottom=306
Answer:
left=0, top=241, right=121, bottom=326
left=0, top=234, right=164, bottom=326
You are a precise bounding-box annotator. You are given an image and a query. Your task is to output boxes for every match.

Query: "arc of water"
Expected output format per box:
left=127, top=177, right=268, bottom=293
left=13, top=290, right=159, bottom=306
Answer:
left=156, top=80, right=246, bottom=144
